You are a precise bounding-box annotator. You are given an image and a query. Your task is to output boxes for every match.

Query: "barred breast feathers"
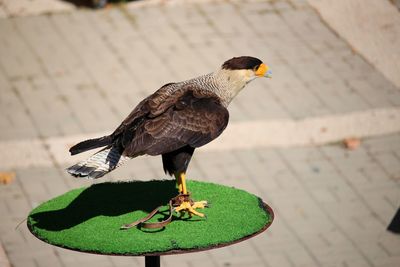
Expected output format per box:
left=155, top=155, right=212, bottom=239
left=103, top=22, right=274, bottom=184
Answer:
left=153, top=69, right=249, bottom=110
left=200, top=70, right=249, bottom=106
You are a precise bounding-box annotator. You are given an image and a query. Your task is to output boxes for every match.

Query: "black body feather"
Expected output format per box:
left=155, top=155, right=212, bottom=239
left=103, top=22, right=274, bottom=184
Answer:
left=69, top=136, right=112, bottom=155
left=162, top=146, right=195, bottom=175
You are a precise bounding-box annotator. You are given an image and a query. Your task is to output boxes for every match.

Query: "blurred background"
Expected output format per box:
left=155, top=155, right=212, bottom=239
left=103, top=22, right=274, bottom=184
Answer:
left=0, top=0, right=400, bottom=266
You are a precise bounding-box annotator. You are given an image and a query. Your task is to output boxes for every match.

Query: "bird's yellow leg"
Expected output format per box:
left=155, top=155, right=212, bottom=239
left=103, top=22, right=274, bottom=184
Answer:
left=174, top=172, right=208, bottom=218
left=175, top=172, right=188, bottom=194
left=175, top=173, right=184, bottom=194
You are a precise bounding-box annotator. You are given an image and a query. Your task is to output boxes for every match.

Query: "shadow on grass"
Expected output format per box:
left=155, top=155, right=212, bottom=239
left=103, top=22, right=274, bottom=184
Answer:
left=29, top=180, right=177, bottom=231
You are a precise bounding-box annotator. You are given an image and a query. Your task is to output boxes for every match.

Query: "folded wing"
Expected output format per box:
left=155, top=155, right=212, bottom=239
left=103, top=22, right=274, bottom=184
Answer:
left=118, top=87, right=229, bottom=157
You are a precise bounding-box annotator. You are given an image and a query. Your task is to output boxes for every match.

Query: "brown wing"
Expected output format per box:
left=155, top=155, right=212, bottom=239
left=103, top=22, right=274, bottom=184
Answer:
left=111, top=82, right=178, bottom=138
left=121, top=89, right=229, bottom=157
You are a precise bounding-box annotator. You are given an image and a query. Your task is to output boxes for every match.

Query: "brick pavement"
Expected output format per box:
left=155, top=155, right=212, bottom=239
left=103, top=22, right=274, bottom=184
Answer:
left=308, top=0, right=400, bottom=88
left=1, top=0, right=400, bottom=142
left=0, top=0, right=399, bottom=267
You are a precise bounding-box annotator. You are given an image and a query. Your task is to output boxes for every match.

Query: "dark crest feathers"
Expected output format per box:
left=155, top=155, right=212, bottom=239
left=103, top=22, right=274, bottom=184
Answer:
left=222, top=56, right=262, bottom=70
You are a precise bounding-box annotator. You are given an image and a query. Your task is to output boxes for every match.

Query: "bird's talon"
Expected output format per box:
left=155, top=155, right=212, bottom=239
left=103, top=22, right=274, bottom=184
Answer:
left=174, top=199, right=207, bottom=218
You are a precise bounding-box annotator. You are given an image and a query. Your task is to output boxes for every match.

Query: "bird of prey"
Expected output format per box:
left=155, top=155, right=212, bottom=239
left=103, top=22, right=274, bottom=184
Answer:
left=67, top=56, right=271, bottom=218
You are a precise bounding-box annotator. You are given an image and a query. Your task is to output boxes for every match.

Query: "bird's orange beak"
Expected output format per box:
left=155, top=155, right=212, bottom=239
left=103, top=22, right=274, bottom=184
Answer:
left=255, top=63, right=272, bottom=78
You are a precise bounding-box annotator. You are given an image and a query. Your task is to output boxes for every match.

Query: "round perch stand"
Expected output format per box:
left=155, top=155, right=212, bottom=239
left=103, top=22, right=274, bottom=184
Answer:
left=27, top=180, right=274, bottom=267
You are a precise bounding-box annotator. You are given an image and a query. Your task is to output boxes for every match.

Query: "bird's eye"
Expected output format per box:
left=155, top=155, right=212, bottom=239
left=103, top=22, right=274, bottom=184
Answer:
left=253, top=65, right=260, bottom=72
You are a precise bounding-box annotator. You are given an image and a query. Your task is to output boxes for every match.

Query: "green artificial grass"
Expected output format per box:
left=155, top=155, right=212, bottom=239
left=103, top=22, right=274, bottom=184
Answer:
left=27, top=180, right=272, bottom=255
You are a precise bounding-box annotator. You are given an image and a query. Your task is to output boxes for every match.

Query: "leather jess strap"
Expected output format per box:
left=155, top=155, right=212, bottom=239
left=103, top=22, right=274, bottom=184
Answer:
left=120, top=200, right=175, bottom=230
left=120, top=194, right=194, bottom=230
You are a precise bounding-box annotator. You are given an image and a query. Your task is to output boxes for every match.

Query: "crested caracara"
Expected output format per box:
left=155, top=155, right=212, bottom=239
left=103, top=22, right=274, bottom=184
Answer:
left=67, top=56, right=272, bottom=218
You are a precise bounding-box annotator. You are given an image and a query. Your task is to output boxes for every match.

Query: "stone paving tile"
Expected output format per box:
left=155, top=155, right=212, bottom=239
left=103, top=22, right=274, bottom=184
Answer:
left=0, top=19, right=42, bottom=79
left=0, top=0, right=73, bottom=18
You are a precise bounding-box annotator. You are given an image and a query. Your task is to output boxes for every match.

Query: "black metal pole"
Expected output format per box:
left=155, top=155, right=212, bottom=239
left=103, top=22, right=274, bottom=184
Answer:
left=145, top=256, right=160, bottom=267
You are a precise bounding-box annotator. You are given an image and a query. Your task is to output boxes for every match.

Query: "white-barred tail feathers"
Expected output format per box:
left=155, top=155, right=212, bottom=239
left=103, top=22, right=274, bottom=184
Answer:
left=66, top=147, right=129, bottom=179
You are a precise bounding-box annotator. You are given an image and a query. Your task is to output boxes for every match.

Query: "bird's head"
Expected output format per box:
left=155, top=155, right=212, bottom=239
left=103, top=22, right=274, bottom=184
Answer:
left=215, top=56, right=271, bottom=105
left=221, top=56, right=272, bottom=83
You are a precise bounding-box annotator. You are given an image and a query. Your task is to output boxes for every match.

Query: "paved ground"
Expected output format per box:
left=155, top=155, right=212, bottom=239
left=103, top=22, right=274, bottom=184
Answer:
left=308, top=0, right=400, bottom=88
left=0, top=0, right=399, bottom=267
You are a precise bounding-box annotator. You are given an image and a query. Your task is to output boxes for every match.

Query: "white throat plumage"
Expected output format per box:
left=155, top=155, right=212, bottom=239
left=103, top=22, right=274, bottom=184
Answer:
left=211, top=68, right=257, bottom=107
